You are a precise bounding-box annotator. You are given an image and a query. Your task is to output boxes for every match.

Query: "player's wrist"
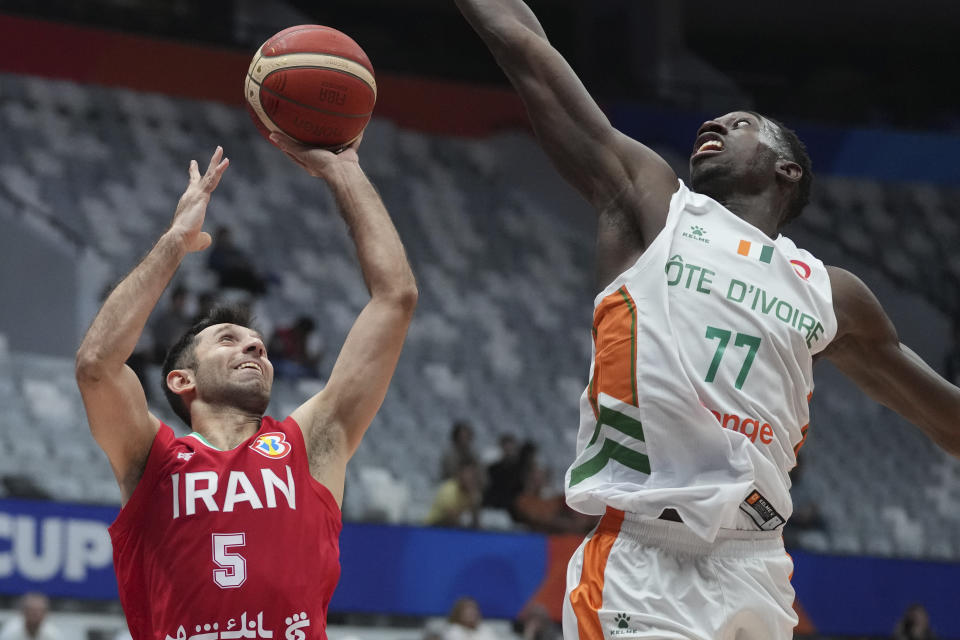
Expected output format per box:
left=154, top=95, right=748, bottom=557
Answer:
left=317, top=159, right=365, bottom=186
left=159, top=227, right=193, bottom=257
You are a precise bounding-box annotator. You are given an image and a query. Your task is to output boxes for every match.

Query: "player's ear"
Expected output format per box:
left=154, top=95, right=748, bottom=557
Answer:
left=166, top=369, right=196, bottom=396
left=776, top=159, right=802, bottom=184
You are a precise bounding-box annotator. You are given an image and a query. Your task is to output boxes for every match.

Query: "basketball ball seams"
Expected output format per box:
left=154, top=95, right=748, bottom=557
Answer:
left=268, top=25, right=334, bottom=41
left=249, top=52, right=377, bottom=98
left=263, top=25, right=337, bottom=54
left=244, top=75, right=282, bottom=136
left=260, top=51, right=374, bottom=77
left=261, top=62, right=375, bottom=92
left=264, top=51, right=373, bottom=76
left=257, top=81, right=374, bottom=119
left=262, top=26, right=374, bottom=75
left=246, top=67, right=375, bottom=116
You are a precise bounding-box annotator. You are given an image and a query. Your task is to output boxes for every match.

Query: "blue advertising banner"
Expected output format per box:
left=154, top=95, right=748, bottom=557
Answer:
left=0, top=498, right=119, bottom=599
left=791, top=550, right=960, bottom=636
left=331, top=523, right=547, bottom=619
left=3, top=498, right=960, bottom=637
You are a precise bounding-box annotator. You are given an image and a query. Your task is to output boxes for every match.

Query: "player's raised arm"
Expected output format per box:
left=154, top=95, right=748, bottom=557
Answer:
left=823, top=267, right=960, bottom=457
left=75, top=148, right=230, bottom=502
left=453, top=0, right=678, bottom=236
left=274, top=134, right=418, bottom=504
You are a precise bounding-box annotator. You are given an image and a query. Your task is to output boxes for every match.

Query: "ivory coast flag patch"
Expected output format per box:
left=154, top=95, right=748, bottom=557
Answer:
left=737, top=239, right=774, bottom=263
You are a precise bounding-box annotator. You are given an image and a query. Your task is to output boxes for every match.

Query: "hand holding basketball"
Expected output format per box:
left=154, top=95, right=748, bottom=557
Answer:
left=269, top=131, right=361, bottom=180
left=169, top=146, right=230, bottom=253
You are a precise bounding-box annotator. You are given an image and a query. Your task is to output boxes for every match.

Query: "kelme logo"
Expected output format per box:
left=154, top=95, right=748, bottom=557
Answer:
left=249, top=432, right=292, bottom=459
left=609, top=612, right=638, bottom=636
left=681, top=225, right=710, bottom=244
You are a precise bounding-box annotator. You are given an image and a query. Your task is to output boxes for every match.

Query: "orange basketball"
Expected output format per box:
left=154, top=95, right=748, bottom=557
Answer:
left=244, top=25, right=377, bottom=148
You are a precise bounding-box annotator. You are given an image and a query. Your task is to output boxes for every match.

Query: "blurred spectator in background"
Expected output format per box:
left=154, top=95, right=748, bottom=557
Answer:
left=425, top=461, right=482, bottom=528
left=511, top=462, right=597, bottom=533
left=207, top=225, right=268, bottom=296
left=192, top=290, right=217, bottom=324
left=893, top=604, right=937, bottom=640
left=269, top=315, right=325, bottom=380
left=512, top=462, right=569, bottom=533
left=944, top=320, right=960, bottom=386
left=0, top=475, right=50, bottom=500
left=148, top=284, right=193, bottom=364
left=0, top=592, right=62, bottom=640
left=511, top=447, right=595, bottom=534
left=440, top=420, right=478, bottom=480
left=512, top=603, right=562, bottom=640
left=483, top=433, right=521, bottom=510
left=441, top=597, right=498, bottom=640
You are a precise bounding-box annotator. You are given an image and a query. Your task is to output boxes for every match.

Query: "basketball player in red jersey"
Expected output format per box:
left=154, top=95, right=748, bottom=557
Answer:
left=454, top=1, right=960, bottom=638
left=75, top=134, right=417, bottom=640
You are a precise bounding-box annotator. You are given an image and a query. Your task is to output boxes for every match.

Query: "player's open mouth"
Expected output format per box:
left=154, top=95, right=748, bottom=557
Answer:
left=237, top=362, right=263, bottom=374
left=692, top=134, right=724, bottom=159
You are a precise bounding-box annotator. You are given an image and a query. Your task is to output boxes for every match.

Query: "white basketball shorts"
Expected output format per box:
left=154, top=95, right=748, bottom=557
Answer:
left=562, top=508, right=797, bottom=640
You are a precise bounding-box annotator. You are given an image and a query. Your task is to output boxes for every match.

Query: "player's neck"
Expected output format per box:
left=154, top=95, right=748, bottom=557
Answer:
left=718, top=192, right=783, bottom=240
left=190, top=405, right=263, bottom=451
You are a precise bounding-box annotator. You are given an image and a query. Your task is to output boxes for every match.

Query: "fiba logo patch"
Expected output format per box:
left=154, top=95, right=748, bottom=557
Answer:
left=250, top=432, right=292, bottom=459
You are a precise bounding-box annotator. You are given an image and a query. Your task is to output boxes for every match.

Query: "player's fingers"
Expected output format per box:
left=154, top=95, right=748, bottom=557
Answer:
left=283, top=150, right=310, bottom=172
left=205, top=158, right=230, bottom=191
left=205, top=146, right=224, bottom=175
left=270, top=132, right=309, bottom=155
left=188, top=159, right=200, bottom=181
left=348, top=132, right=364, bottom=150
left=210, top=145, right=224, bottom=167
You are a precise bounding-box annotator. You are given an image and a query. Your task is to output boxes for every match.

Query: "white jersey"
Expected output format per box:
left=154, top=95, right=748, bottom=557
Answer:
left=564, top=180, right=837, bottom=541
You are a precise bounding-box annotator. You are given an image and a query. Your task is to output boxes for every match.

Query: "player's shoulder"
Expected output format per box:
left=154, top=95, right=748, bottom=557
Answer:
left=136, top=420, right=177, bottom=454
left=260, top=414, right=302, bottom=438
left=825, top=265, right=873, bottom=305
left=823, top=266, right=892, bottom=343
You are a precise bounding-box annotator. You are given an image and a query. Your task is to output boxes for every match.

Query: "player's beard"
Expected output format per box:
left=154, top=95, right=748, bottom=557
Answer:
left=194, top=362, right=272, bottom=417
left=690, top=157, right=746, bottom=203
left=690, top=147, right=776, bottom=204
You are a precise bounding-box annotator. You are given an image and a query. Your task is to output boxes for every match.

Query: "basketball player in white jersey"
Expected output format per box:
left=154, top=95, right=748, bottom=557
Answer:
left=453, top=1, right=960, bottom=638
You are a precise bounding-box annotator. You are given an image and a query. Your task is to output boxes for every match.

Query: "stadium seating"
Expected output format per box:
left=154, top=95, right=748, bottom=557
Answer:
left=1, top=71, right=958, bottom=562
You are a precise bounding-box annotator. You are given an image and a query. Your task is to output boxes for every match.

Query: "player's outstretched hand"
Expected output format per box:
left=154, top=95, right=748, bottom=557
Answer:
left=169, top=146, right=230, bottom=253
left=270, top=132, right=361, bottom=180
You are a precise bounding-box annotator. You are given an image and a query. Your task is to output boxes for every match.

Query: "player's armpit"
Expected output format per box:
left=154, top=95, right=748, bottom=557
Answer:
left=290, top=293, right=416, bottom=501
left=76, top=362, right=161, bottom=503
left=824, top=267, right=960, bottom=457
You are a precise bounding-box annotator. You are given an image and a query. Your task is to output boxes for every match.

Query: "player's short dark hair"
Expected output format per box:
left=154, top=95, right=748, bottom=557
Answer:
left=160, top=304, right=254, bottom=427
left=749, top=112, right=813, bottom=228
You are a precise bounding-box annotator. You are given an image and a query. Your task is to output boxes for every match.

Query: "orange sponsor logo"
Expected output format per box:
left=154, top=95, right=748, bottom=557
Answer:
left=709, top=409, right=775, bottom=445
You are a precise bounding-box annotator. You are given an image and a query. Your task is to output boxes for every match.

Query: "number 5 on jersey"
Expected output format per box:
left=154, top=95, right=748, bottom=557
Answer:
left=212, top=533, right=247, bottom=589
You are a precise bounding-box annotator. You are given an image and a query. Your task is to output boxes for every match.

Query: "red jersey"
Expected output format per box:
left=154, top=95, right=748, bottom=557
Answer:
left=109, top=416, right=342, bottom=640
